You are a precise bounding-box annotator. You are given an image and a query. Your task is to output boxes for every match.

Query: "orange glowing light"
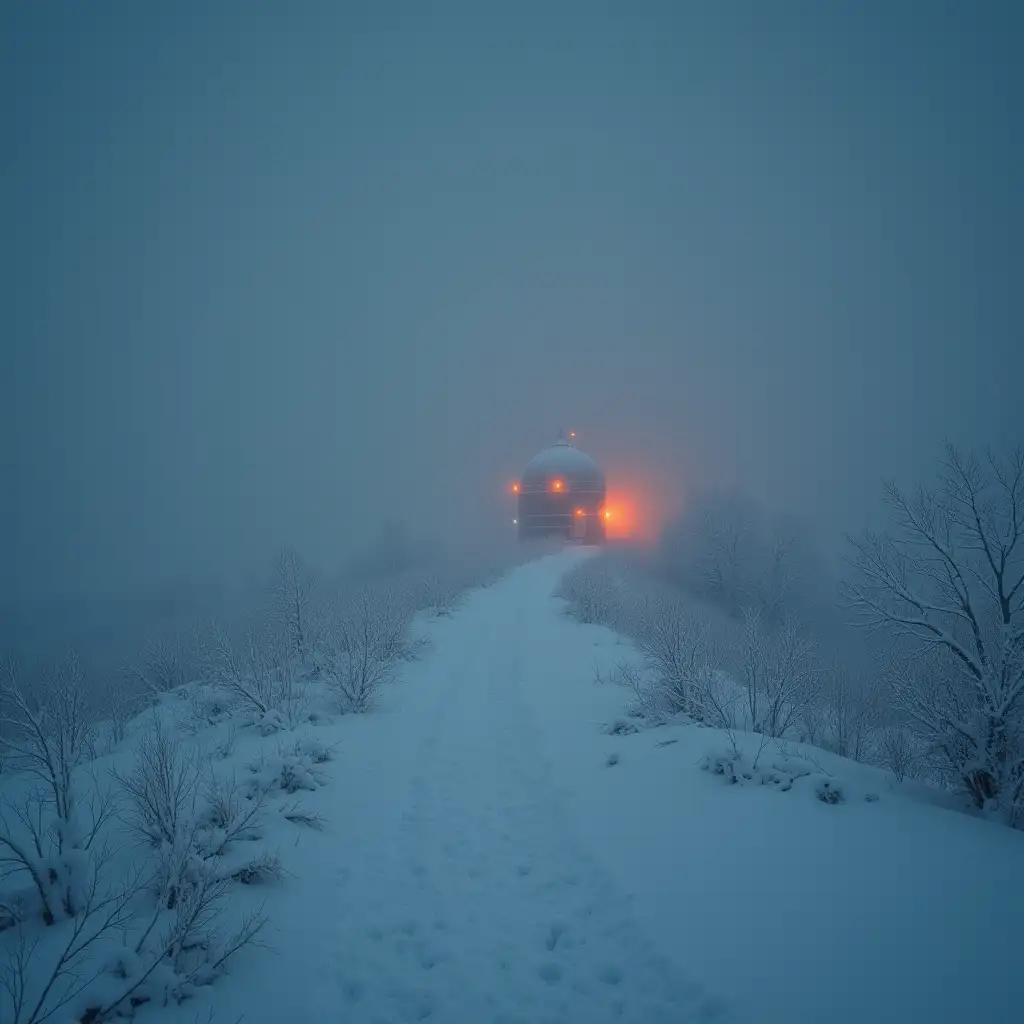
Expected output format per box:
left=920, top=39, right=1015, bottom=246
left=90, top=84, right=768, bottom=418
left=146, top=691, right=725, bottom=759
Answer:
left=511, top=482, right=520, bottom=493
left=574, top=508, right=584, bottom=517
left=551, top=479, right=564, bottom=492
left=597, top=456, right=678, bottom=544
left=601, top=490, right=648, bottom=541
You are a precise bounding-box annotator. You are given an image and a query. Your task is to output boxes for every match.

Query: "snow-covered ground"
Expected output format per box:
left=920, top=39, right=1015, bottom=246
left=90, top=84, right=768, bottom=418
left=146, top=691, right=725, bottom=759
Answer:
left=159, top=547, right=1022, bottom=1024
left=7, top=549, right=1022, bottom=1023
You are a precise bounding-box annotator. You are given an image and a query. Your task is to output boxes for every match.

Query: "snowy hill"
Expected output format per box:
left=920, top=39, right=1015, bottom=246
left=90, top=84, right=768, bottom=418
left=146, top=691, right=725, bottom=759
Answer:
left=3, top=549, right=1022, bottom=1024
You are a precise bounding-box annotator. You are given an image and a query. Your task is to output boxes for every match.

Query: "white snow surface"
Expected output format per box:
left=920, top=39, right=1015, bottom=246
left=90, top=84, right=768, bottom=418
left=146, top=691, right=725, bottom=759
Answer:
left=153, top=549, right=1022, bottom=1024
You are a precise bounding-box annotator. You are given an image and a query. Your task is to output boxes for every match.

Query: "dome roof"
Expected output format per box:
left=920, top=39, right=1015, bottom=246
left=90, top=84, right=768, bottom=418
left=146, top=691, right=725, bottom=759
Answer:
left=521, top=431, right=605, bottom=489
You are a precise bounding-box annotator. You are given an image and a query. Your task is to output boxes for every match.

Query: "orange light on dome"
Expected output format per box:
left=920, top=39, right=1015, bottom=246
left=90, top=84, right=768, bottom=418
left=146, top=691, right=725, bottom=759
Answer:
left=604, top=509, right=612, bottom=520
left=511, top=482, right=520, bottom=493
left=574, top=508, right=584, bottom=517
left=551, top=479, right=564, bottom=492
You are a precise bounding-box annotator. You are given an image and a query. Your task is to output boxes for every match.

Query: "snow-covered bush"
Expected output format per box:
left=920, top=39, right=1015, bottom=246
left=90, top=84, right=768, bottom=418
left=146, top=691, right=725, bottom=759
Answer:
left=631, top=594, right=731, bottom=725
left=248, top=738, right=333, bottom=796
left=557, top=559, right=631, bottom=626
left=729, top=610, right=819, bottom=739
left=197, top=619, right=306, bottom=724
left=567, top=560, right=822, bottom=737
left=815, top=778, right=844, bottom=804
left=877, top=722, right=921, bottom=784
left=127, top=632, right=198, bottom=698
left=0, top=654, right=112, bottom=926
left=321, top=587, right=409, bottom=713
left=113, top=717, right=201, bottom=849
left=184, top=686, right=234, bottom=732
left=699, top=741, right=852, bottom=807
left=810, top=661, right=883, bottom=762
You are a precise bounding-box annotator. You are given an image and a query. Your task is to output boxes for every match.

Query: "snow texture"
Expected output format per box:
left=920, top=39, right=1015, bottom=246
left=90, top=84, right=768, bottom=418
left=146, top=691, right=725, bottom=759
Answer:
left=7, top=549, right=1023, bottom=1024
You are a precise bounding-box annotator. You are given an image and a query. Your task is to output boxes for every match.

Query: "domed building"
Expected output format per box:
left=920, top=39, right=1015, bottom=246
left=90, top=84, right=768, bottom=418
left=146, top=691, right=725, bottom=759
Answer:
left=516, top=430, right=607, bottom=542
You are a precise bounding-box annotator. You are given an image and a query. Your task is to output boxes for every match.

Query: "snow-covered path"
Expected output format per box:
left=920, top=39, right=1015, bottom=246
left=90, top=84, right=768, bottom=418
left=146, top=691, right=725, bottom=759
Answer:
left=310, top=552, right=720, bottom=1023
left=195, top=551, right=724, bottom=1024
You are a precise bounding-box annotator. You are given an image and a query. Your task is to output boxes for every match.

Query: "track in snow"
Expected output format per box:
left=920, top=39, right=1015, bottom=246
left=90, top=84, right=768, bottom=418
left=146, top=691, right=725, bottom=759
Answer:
left=310, top=553, right=726, bottom=1024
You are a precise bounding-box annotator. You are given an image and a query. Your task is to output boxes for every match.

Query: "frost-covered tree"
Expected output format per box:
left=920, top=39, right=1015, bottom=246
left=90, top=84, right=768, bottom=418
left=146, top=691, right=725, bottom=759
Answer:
left=845, top=444, right=1024, bottom=824
left=659, top=490, right=811, bottom=626
left=271, top=546, right=316, bottom=664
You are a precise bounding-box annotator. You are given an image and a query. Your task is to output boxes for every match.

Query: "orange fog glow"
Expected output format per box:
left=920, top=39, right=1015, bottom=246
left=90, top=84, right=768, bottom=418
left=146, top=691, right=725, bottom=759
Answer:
left=602, top=469, right=680, bottom=544
left=601, top=492, right=641, bottom=541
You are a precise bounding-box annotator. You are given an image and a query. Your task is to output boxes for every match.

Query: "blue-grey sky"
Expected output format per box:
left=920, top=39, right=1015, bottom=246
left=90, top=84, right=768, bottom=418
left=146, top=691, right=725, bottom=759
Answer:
left=2, top=1, right=1021, bottom=602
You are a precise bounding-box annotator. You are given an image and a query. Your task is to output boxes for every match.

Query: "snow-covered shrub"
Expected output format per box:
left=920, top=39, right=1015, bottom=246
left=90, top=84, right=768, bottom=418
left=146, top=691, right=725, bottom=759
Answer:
left=602, top=717, right=639, bottom=736
left=1, top=784, right=265, bottom=1023
left=185, top=686, right=233, bottom=731
left=322, top=587, right=409, bottom=713
left=564, top=559, right=744, bottom=728
left=78, top=859, right=264, bottom=1023
left=729, top=610, right=818, bottom=738
left=252, top=708, right=291, bottom=736
left=405, top=571, right=463, bottom=618
left=0, top=654, right=112, bottom=926
left=557, top=560, right=630, bottom=625
left=632, top=596, right=737, bottom=727
left=196, top=774, right=266, bottom=861
left=595, top=660, right=659, bottom=721
left=229, top=850, right=283, bottom=886
left=127, top=631, right=198, bottom=697
left=811, top=661, right=883, bottom=761
left=113, top=716, right=202, bottom=849
left=702, top=749, right=743, bottom=783
left=281, top=802, right=325, bottom=831
left=248, top=738, right=333, bottom=796
left=211, top=724, right=239, bottom=761
left=700, top=739, right=859, bottom=810
left=877, top=723, right=920, bottom=784
left=815, top=778, right=844, bottom=804
left=197, top=619, right=306, bottom=724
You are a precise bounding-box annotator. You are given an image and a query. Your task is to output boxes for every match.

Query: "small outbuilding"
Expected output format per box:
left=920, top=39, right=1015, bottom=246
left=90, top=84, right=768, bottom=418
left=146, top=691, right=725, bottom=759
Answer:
left=515, top=430, right=607, bottom=543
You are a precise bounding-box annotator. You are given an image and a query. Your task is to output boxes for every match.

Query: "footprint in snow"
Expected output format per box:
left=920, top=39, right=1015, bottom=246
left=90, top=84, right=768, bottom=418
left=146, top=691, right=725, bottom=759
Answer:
left=545, top=922, right=566, bottom=951
left=538, top=962, right=562, bottom=985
